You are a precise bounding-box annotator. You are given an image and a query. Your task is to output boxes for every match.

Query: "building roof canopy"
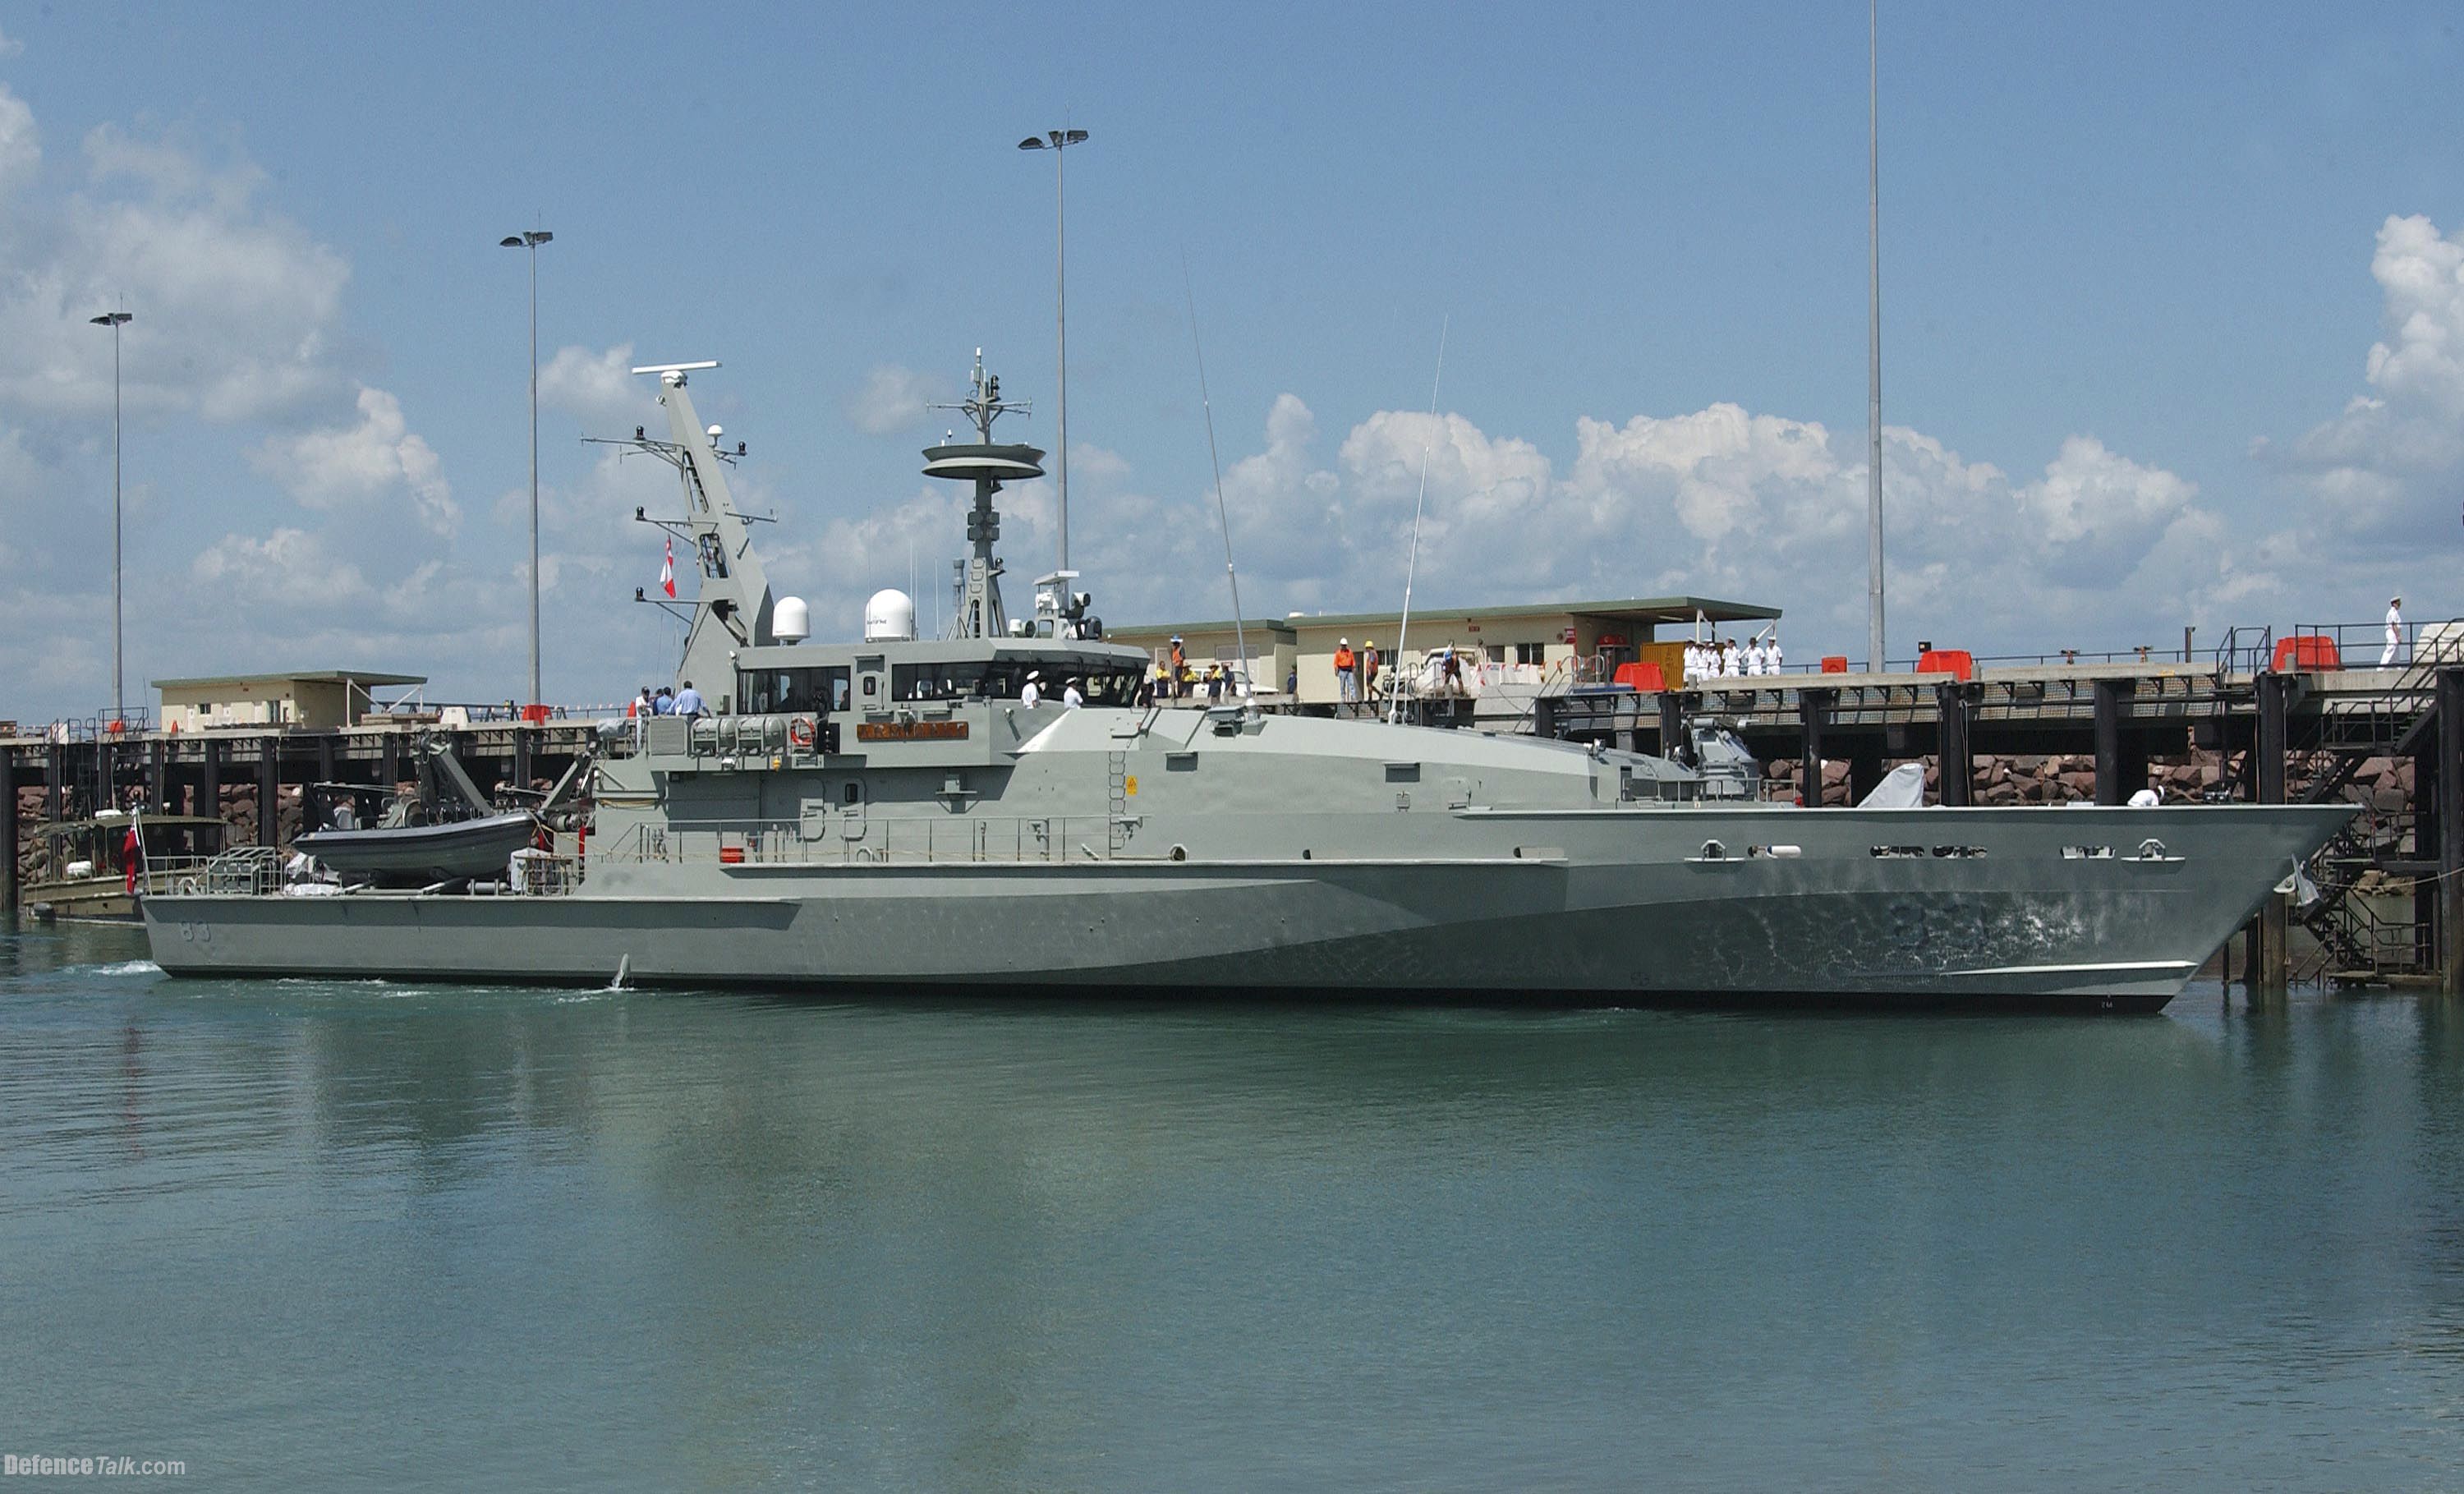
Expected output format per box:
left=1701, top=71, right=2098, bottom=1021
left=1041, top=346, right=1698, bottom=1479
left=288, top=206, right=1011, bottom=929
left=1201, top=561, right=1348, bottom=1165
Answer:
left=1110, top=595, right=1779, bottom=640
left=151, top=669, right=428, bottom=691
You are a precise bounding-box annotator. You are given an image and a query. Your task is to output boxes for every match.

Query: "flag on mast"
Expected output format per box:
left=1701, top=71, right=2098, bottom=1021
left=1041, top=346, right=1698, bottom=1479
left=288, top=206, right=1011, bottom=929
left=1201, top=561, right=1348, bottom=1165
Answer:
left=660, top=536, right=676, bottom=599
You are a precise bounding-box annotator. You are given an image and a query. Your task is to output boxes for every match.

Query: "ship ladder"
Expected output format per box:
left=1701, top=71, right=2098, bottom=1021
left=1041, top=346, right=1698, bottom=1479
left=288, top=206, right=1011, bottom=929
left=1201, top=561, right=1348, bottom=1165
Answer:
left=1107, top=752, right=1129, bottom=854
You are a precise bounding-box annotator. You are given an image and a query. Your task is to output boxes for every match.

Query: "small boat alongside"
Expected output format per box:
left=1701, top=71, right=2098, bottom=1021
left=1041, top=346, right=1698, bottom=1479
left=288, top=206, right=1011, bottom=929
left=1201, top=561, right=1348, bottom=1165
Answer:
left=292, top=811, right=541, bottom=887
left=25, top=812, right=228, bottom=922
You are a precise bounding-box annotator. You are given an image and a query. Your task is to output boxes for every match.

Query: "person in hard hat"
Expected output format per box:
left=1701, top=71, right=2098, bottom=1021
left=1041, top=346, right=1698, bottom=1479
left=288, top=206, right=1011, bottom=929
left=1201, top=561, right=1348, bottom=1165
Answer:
left=1333, top=637, right=1358, bottom=707
left=1362, top=640, right=1381, bottom=701
left=1169, top=637, right=1188, bottom=698
left=1021, top=669, right=1042, bottom=706
left=2383, top=595, right=2405, bottom=667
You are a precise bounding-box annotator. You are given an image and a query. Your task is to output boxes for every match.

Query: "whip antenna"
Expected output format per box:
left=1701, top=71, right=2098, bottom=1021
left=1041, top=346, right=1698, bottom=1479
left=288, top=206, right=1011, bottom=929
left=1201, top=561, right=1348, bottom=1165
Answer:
left=1390, top=315, right=1448, bottom=723
left=1183, top=255, right=1250, bottom=701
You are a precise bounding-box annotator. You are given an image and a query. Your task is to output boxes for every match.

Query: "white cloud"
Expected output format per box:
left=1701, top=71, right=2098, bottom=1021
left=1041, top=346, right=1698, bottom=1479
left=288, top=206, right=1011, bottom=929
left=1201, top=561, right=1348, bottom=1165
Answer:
left=2363, top=214, right=2464, bottom=421
left=0, top=24, right=23, bottom=57
left=251, top=385, right=458, bottom=536
left=0, top=116, right=350, bottom=424
left=0, top=82, right=36, bottom=201
left=847, top=363, right=938, bottom=435
left=2264, top=214, right=2464, bottom=548
left=190, top=527, right=372, bottom=609
left=538, top=342, right=647, bottom=427
left=2016, top=435, right=2199, bottom=582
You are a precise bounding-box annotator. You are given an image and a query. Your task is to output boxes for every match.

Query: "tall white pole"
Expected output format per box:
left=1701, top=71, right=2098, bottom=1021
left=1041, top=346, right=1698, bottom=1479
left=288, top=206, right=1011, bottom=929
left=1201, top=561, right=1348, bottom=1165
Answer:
left=1867, top=0, right=1887, bottom=674
left=527, top=238, right=541, bottom=707
left=112, top=319, right=124, bottom=724
left=1055, top=141, right=1070, bottom=574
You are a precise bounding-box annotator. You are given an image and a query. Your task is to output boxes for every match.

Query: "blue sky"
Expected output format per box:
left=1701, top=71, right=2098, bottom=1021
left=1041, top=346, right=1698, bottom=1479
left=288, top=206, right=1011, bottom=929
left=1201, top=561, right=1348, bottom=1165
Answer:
left=2, top=2, right=2461, bottom=717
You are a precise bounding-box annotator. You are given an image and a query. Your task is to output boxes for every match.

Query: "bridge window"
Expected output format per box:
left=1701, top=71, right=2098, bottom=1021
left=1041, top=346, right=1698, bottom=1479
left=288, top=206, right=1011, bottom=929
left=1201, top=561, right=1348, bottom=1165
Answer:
left=738, top=667, right=850, bottom=715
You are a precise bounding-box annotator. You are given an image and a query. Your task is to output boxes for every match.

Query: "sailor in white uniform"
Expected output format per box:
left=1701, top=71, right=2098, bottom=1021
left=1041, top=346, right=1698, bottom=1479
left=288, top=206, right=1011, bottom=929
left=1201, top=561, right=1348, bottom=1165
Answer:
left=1768, top=636, right=1783, bottom=674
left=1021, top=670, right=1042, bottom=706
left=2383, top=595, right=2404, bottom=667
left=1062, top=678, right=1085, bottom=709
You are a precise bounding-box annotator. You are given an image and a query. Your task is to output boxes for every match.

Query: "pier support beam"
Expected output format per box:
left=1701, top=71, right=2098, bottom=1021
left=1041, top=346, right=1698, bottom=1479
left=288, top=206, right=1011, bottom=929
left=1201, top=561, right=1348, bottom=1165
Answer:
left=2420, top=736, right=2441, bottom=972
left=513, top=728, right=534, bottom=797
left=45, top=741, right=62, bottom=823
left=1657, top=692, right=1688, bottom=766
left=200, top=738, right=222, bottom=829
left=2246, top=673, right=2292, bottom=998
left=148, top=739, right=166, bottom=812
left=313, top=735, right=337, bottom=833
left=1935, top=682, right=1971, bottom=807
left=256, top=737, right=278, bottom=848
left=1798, top=689, right=1832, bottom=807
left=2093, top=679, right=2133, bottom=805
left=1, top=750, right=17, bottom=918
left=2255, top=673, right=2288, bottom=805
left=2440, top=668, right=2464, bottom=995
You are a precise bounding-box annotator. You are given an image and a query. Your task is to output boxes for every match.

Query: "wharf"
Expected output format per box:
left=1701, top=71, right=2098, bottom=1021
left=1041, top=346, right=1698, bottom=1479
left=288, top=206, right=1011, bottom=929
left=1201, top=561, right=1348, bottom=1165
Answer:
left=2, top=717, right=602, bottom=870
left=1517, top=662, right=2426, bottom=807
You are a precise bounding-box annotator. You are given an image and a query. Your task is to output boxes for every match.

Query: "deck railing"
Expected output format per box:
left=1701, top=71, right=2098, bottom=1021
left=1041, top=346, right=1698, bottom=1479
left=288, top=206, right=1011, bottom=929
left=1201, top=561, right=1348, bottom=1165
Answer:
left=609, top=814, right=1138, bottom=867
left=140, top=847, right=283, bottom=897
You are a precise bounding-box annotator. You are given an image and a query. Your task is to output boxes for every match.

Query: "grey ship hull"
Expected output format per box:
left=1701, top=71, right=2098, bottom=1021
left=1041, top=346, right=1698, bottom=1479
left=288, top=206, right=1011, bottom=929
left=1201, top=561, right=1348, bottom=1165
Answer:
left=133, top=365, right=2351, bottom=1012
left=140, top=803, right=2347, bottom=1009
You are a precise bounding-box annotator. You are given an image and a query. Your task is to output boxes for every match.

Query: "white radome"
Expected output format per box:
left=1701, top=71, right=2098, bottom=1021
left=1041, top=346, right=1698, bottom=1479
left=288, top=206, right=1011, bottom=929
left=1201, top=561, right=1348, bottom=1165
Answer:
left=864, top=588, right=917, bottom=643
left=772, top=595, right=811, bottom=644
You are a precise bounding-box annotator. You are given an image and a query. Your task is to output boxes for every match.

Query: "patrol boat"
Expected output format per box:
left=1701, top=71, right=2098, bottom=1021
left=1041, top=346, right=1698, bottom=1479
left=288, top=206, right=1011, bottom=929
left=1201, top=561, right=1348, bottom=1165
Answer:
left=140, top=357, right=2350, bottom=1009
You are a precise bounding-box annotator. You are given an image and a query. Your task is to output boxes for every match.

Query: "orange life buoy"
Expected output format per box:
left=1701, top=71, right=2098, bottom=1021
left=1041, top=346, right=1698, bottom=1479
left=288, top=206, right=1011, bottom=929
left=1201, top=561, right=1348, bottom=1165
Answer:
left=788, top=715, right=816, bottom=748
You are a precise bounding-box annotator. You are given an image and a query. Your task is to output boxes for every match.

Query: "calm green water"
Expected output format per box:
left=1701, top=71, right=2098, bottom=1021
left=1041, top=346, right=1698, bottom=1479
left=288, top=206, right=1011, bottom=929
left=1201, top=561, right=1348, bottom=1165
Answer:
left=4, top=922, right=2462, bottom=1491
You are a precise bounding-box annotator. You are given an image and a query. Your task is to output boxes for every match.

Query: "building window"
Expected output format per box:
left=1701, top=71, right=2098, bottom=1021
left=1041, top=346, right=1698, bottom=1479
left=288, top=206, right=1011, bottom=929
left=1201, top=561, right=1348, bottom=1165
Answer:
left=1485, top=644, right=1506, bottom=664
left=1515, top=642, right=1545, bottom=665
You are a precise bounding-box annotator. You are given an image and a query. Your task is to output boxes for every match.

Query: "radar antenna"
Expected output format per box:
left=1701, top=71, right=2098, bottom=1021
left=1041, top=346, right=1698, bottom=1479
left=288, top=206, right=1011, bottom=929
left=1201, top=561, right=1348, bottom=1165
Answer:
left=922, top=350, right=1045, bottom=639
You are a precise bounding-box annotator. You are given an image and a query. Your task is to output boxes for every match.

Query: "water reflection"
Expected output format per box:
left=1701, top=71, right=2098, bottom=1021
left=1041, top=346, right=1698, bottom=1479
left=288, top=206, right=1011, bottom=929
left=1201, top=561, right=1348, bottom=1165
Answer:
left=5, top=931, right=2464, bottom=1488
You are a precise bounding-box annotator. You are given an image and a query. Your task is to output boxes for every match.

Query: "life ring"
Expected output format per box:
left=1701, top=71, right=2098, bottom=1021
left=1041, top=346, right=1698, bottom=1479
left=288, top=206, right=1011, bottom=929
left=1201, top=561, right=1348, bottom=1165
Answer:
left=788, top=716, right=816, bottom=749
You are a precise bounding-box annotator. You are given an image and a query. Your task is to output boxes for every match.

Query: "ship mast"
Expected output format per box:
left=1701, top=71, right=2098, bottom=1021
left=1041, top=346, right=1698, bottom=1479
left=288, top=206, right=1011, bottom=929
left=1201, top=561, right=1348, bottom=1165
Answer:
left=595, top=361, right=776, bottom=692
left=924, top=350, right=1042, bottom=639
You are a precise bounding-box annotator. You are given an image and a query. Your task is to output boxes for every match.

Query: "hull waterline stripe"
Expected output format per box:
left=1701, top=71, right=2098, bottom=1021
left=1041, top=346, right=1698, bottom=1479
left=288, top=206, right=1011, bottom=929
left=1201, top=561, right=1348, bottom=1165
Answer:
left=1944, top=959, right=2195, bottom=978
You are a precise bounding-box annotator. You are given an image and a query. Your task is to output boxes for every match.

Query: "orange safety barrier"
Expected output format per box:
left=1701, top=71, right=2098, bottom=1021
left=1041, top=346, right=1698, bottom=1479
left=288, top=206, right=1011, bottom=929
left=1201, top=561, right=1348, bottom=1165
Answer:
left=1915, top=649, right=1975, bottom=681
left=522, top=703, right=553, bottom=724
left=1611, top=661, right=1666, bottom=692
left=1820, top=655, right=1850, bottom=673
left=2271, top=635, right=2341, bottom=672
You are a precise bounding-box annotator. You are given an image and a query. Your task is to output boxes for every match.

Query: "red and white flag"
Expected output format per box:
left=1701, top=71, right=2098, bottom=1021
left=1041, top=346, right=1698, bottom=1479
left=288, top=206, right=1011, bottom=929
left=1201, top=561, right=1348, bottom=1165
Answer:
left=660, top=536, right=676, bottom=599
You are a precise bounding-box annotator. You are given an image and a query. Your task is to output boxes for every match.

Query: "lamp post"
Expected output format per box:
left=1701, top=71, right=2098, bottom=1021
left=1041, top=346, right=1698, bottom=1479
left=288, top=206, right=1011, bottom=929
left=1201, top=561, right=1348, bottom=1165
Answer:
left=1866, top=0, right=1886, bottom=673
left=1017, top=128, right=1088, bottom=573
left=90, top=310, right=132, bottom=724
left=500, top=228, right=552, bottom=706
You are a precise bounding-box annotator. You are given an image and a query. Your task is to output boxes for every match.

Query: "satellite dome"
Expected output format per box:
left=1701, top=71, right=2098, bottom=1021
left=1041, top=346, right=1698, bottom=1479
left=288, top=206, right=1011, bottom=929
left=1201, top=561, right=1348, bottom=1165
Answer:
left=863, top=588, right=917, bottom=643
left=773, top=595, right=811, bottom=644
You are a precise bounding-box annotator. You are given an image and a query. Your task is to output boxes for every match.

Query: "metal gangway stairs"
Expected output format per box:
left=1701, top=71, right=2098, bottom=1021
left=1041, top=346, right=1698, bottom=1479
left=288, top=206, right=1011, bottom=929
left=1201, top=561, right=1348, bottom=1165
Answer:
left=2281, top=619, right=2464, bottom=983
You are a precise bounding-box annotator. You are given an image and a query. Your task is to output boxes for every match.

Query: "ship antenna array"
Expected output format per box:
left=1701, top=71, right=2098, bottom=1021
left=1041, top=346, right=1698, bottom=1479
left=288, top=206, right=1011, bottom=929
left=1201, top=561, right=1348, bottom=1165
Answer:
left=1390, top=315, right=1447, bottom=724
left=927, top=348, right=1030, bottom=442
left=1181, top=256, right=1248, bottom=701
